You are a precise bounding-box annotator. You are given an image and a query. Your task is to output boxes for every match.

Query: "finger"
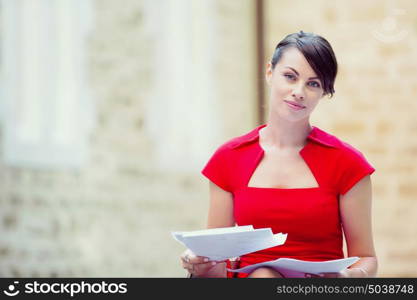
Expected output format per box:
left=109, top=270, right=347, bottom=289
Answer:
left=181, top=249, right=194, bottom=262
left=180, top=259, right=189, bottom=270
left=180, top=255, right=192, bottom=264
left=180, top=250, right=204, bottom=263
left=187, top=254, right=210, bottom=264
left=182, top=262, right=196, bottom=274
left=181, top=257, right=197, bottom=270
left=181, top=260, right=217, bottom=274
left=180, top=255, right=189, bottom=265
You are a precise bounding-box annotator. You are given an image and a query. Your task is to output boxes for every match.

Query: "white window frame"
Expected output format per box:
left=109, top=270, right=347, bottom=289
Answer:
left=0, top=0, right=95, bottom=169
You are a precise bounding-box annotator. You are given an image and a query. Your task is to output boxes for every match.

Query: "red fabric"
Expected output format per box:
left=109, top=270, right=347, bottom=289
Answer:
left=202, top=125, right=375, bottom=278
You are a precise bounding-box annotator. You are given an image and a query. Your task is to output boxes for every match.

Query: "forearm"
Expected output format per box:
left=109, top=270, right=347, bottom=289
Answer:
left=348, top=256, right=378, bottom=277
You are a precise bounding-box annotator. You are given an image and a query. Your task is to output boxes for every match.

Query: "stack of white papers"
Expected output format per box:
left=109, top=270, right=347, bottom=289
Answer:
left=227, top=257, right=360, bottom=277
left=172, top=225, right=287, bottom=261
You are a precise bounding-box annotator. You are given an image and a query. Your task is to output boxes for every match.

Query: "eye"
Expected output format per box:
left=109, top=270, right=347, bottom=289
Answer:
left=308, top=81, right=321, bottom=88
left=283, top=73, right=296, bottom=80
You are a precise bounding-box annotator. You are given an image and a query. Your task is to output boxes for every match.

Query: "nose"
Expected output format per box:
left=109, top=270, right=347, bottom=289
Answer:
left=291, top=83, right=305, bottom=101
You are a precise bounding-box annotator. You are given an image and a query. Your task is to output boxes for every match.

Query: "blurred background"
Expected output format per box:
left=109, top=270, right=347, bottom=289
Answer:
left=0, top=0, right=416, bottom=277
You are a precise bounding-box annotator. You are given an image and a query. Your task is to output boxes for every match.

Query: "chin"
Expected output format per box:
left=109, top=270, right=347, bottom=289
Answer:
left=276, top=110, right=308, bottom=123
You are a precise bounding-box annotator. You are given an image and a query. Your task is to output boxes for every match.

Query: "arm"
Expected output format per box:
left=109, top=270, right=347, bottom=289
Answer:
left=202, top=181, right=235, bottom=277
left=340, top=175, right=377, bottom=277
left=182, top=181, right=235, bottom=277
left=319, top=175, right=378, bottom=278
left=207, top=181, right=235, bottom=228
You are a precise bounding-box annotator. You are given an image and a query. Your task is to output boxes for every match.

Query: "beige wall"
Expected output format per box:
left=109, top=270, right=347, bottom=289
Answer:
left=0, top=0, right=415, bottom=277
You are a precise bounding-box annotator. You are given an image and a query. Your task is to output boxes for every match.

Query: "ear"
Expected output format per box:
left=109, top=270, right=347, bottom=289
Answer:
left=265, top=63, right=273, bottom=85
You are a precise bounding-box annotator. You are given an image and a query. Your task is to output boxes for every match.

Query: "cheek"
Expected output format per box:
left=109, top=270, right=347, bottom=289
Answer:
left=305, top=90, right=322, bottom=103
left=307, top=99, right=320, bottom=112
left=307, top=87, right=324, bottom=98
left=271, top=79, right=291, bottom=96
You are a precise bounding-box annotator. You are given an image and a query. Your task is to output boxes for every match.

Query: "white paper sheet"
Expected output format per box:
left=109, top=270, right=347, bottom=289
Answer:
left=227, top=257, right=360, bottom=277
left=172, top=226, right=287, bottom=261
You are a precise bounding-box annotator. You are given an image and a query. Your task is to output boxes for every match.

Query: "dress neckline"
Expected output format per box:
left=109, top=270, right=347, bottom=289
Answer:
left=244, top=139, right=322, bottom=191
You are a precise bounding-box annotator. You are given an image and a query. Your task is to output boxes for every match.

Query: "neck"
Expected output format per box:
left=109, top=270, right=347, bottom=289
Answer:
left=261, top=116, right=312, bottom=150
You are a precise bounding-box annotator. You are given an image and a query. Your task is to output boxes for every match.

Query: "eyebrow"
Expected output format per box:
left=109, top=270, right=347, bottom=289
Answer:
left=285, top=66, right=319, bottom=80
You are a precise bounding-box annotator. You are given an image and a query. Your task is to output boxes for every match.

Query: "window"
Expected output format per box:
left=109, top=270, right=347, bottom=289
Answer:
left=0, top=0, right=95, bottom=169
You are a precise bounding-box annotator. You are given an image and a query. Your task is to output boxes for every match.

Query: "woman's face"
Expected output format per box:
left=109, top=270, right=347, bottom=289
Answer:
left=266, top=47, right=325, bottom=123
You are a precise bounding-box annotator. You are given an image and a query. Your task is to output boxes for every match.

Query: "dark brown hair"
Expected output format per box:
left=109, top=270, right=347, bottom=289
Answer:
left=271, top=31, right=338, bottom=97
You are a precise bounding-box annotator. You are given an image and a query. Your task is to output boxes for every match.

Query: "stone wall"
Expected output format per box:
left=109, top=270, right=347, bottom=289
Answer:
left=0, top=0, right=256, bottom=277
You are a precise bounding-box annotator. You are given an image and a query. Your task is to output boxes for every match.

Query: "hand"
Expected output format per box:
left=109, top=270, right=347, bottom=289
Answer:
left=304, top=268, right=368, bottom=278
left=180, top=249, right=224, bottom=277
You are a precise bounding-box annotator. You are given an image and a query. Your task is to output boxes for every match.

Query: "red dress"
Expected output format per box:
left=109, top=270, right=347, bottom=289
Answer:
left=201, top=124, right=375, bottom=278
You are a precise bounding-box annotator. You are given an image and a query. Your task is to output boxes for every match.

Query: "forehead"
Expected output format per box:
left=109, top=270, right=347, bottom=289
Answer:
left=276, top=47, right=317, bottom=78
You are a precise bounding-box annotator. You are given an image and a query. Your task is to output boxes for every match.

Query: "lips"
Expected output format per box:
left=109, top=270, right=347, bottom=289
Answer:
left=284, top=100, right=306, bottom=109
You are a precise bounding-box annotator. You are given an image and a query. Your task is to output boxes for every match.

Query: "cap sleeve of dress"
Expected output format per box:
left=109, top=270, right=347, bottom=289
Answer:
left=201, top=143, right=233, bottom=192
left=337, top=146, right=375, bottom=195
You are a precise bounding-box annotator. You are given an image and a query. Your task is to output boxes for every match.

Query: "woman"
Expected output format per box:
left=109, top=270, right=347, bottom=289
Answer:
left=180, top=31, right=377, bottom=278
